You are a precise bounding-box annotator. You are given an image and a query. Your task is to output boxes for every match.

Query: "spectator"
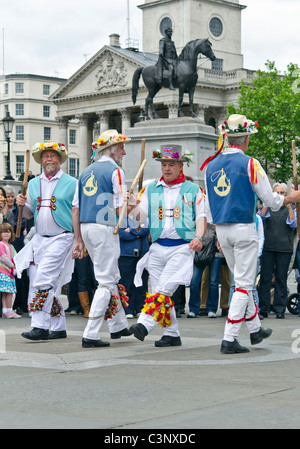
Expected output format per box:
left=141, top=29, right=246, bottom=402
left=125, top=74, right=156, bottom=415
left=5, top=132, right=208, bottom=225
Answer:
left=0, top=223, right=20, bottom=318
left=258, top=182, right=297, bottom=319
left=0, top=187, right=14, bottom=226
left=118, top=217, right=149, bottom=318
left=5, top=185, right=29, bottom=314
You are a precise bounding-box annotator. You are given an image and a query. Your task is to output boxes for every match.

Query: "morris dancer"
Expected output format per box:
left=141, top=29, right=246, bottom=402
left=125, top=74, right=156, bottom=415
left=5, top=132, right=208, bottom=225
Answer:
left=202, top=114, right=300, bottom=354
left=129, top=144, right=206, bottom=347
left=15, top=141, right=76, bottom=340
left=72, top=129, right=132, bottom=348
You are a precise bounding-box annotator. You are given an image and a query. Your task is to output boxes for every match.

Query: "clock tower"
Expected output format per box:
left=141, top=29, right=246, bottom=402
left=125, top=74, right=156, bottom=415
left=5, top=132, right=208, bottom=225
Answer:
left=139, top=0, right=246, bottom=71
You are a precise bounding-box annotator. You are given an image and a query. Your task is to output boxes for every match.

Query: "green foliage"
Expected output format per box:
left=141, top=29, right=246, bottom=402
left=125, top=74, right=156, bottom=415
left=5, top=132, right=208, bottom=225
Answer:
left=227, top=61, right=300, bottom=182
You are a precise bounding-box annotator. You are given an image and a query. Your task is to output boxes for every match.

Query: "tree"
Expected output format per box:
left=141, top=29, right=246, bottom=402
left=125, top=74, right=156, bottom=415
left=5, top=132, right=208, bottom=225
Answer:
left=227, top=61, right=300, bottom=182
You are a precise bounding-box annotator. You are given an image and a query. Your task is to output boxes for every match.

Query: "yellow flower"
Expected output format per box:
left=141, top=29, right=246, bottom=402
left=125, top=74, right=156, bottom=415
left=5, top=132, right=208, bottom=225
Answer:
left=52, top=143, right=58, bottom=150
left=40, top=143, right=45, bottom=149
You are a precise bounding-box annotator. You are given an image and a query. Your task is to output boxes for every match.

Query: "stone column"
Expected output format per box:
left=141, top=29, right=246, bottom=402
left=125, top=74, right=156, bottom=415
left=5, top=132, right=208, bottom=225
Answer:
left=194, top=104, right=208, bottom=124
left=119, top=108, right=131, bottom=134
left=57, top=117, right=69, bottom=172
left=165, top=102, right=178, bottom=119
left=118, top=108, right=131, bottom=173
left=76, top=114, right=90, bottom=172
left=97, top=111, right=110, bottom=135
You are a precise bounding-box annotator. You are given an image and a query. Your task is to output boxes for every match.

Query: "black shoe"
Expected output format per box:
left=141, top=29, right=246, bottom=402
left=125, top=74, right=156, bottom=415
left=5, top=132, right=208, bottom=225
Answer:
left=276, top=313, right=285, bottom=319
left=49, top=330, right=67, bottom=339
left=129, top=323, right=148, bottom=342
left=250, top=327, right=273, bottom=345
left=220, top=339, right=250, bottom=354
left=259, top=312, right=268, bottom=319
left=155, top=335, right=182, bottom=347
left=82, top=338, right=110, bottom=348
left=21, top=328, right=49, bottom=341
left=110, top=328, right=132, bottom=339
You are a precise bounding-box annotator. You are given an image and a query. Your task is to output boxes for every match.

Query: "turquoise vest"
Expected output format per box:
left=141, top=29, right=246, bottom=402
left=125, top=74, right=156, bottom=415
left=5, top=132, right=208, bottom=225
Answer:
left=148, top=181, right=199, bottom=242
left=29, top=173, right=76, bottom=232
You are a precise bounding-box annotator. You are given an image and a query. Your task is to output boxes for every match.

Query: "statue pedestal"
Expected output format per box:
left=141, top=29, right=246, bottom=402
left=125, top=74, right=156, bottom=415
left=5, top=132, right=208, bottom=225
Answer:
left=125, top=118, right=217, bottom=187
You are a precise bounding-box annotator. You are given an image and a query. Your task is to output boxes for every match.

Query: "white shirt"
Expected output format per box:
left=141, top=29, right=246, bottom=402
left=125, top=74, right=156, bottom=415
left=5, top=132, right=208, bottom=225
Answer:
left=205, top=147, right=284, bottom=223
left=72, top=155, right=126, bottom=210
left=26, top=169, right=67, bottom=236
left=138, top=179, right=205, bottom=240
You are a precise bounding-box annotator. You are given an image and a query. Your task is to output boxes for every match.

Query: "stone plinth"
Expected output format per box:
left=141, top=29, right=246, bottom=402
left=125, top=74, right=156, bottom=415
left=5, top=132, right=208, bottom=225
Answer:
left=124, top=118, right=217, bottom=188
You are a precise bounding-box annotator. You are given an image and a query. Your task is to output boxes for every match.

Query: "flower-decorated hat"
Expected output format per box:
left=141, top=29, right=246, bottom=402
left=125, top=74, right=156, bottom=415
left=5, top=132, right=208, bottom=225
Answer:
left=32, top=140, right=68, bottom=164
left=92, top=129, right=131, bottom=153
left=219, top=114, right=259, bottom=137
left=153, top=145, right=193, bottom=166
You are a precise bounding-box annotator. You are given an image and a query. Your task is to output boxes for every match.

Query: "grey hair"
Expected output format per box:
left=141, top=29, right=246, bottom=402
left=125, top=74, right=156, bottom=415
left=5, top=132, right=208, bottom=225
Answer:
left=273, top=182, right=288, bottom=193
left=227, top=135, right=248, bottom=146
left=4, top=186, right=14, bottom=195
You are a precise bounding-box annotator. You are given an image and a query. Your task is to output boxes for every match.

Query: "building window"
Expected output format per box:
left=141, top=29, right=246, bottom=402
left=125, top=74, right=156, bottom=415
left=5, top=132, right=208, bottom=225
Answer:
left=69, top=158, right=79, bottom=178
left=15, top=104, right=24, bottom=116
left=43, top=105, right=50, bottom=117
left=4, top=84, right=8, bottom=95
left=43, top=84, right=50, bottom=96
left=212, top=58, right=223, bottom=71
left=16, top=125, right=24, bottom=141
left=209, top=17, right=223, bottom=38
left=69, top=129, right=76, bottom=145
left=15, top=83, right=24, bottom=94
left=44, top=127, right=51, bottom=141
left=159, top=17, right=173, bottom=36
left=16, top=155, right=24, bottom=175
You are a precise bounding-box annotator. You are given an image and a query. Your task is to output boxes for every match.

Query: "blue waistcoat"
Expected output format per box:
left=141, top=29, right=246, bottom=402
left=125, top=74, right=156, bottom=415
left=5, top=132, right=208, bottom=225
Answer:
left=29, top=173, right=76, bottom=232
left=206, top=152, right=257, bottom=224
left=78, top=160, right=122, bottom=227
left=147, top=181, right=199, bottom=242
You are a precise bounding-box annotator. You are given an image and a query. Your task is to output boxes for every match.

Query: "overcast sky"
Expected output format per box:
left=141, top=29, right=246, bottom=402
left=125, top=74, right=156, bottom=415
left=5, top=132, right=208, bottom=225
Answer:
left=0, top=0, right=299, bottom=79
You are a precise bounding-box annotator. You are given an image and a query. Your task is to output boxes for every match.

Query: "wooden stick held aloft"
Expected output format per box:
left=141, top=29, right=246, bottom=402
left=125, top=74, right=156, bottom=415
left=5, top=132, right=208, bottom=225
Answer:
left=113, top=159, right=147, bottom=235
left=16, top=149, right=30, bottom=238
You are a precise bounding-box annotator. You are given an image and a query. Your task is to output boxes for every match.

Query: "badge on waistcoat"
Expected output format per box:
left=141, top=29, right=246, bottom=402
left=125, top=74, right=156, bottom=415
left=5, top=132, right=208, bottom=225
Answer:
left=212, top=169, right=231, bottom=197
left=82, top=171, right=98, bottom=197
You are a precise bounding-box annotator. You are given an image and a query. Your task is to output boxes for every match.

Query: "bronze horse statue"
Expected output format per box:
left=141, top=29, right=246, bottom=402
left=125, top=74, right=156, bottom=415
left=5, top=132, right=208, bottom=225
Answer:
left=132, top=38, right=216, bottom=120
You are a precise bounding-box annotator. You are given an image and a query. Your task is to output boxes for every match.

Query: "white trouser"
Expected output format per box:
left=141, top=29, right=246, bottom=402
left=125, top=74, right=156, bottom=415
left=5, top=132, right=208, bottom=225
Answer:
left=81, top=223, right=128, bottom=340
left=137, top=242, right=194, bottom=337
left=29, top=233, right=74, bottom=332
left=216, top=223, right=261, bottom=341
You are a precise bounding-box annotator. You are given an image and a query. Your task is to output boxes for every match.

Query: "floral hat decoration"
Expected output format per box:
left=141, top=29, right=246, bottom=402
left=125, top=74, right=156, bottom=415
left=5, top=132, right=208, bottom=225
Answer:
left=91, top=129, right=131, bottom=154
left=200, top=114, right=258, bottom=171
left=153, top=145, right=194, bottom=167
left=32, top=140, right=68, bottom=164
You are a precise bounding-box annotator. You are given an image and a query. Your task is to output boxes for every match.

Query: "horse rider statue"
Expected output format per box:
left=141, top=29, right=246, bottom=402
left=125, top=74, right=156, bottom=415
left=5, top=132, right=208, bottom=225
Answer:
left=156, top=27, right=178, bottom=91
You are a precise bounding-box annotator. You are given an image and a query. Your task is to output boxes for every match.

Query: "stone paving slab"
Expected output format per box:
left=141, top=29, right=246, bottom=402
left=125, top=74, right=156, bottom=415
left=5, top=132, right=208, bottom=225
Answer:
left=0, top=304, right=300, bottom=429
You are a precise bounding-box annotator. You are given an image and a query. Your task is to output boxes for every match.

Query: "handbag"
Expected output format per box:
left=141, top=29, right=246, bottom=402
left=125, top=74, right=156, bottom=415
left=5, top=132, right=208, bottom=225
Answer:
left=194, top=236, right=216, bottom=268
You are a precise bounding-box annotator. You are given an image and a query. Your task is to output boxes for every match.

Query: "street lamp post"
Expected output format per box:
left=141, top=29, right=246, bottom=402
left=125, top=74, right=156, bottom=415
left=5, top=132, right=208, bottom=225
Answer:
left=2, top=111, right=15, bottom=180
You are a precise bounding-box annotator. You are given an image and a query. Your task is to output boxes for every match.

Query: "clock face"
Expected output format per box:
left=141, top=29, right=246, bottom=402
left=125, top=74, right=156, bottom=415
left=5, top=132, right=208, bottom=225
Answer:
left=209, top=17, right=223, bottom=37
left=160, top=17, right=173, bottom=35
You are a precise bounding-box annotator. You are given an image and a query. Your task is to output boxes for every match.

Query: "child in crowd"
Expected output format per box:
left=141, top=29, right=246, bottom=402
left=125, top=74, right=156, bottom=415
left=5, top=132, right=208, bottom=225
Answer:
left=0, top=223, right=20, bottom=318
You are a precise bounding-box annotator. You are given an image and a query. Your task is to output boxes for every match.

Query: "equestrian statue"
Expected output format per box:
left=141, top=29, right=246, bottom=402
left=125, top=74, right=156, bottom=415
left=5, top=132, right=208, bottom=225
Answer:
left=132, top=33, right=216, bottom=120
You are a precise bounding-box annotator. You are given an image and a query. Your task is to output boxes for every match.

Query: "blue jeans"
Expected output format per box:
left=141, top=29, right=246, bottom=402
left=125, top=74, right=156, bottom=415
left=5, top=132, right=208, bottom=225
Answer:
left=189, top=257, right=224, bottom=314
left=189, top=264, right=205, bottom=314
left=205, top=257, right=224, bottom=313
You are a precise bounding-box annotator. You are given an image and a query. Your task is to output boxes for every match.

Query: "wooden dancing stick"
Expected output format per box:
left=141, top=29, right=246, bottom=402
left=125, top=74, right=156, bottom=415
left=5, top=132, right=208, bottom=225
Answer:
left=16, top=149, right=30, bottom=238
left=292, top=140, right=300, bottom=239
left=137, top=139, right=146, bottom=231
left=113, top=159, right=147, bottom=235
left=138, top=139, right=146, bottom=192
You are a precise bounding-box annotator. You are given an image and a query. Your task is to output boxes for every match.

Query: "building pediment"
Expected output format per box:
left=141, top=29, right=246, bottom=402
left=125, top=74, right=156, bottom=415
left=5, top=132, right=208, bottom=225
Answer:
left=51, top=46, right=158, bottom=103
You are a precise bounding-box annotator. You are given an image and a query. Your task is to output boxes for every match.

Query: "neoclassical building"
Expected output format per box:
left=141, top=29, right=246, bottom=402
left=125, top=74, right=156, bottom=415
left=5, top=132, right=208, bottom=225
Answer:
left=51, top=0, right=255, bottom=180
